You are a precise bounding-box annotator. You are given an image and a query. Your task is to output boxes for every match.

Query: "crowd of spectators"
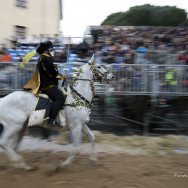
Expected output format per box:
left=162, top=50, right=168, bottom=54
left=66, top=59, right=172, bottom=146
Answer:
left=85, top=26, right=188, bottom=95
left=1, top=26, right=188, bottom=95
left=1, top=26, right=188, bottom=65
left=88, top=26, right=188, bottom=65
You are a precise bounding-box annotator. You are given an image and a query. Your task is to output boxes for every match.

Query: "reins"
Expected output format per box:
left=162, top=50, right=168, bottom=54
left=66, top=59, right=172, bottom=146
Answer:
left=65, top=63, right=109, bottom=109
left=69, top=84, right=91, bottom=106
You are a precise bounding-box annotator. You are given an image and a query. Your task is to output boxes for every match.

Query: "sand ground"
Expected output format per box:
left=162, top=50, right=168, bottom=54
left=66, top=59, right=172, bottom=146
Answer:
left=0, top=134, right=188, bottom=188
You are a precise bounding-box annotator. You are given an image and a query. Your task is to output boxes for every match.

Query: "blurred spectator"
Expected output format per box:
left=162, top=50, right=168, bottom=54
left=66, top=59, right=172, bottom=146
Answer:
left=177, top=51, right=188, bottom=64
left=135, top=42, right=148, bottom=54
left=145, top=51, right=155, bottom=64
left=0, top=49, right=12, bottom=62
left=54, top=49, right=67, bottom=63
left=10, top=35, right=18, bottom=48
left=76, top=40, right=90, bottom=59
left=165, top=67, right=177, bottom=92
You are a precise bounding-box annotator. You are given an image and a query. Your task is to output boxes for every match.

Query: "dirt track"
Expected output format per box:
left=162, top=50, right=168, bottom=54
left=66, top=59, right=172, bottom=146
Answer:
left=1, top=134, right=188, bottom=188
left=0, top=152, right=188, bottom=188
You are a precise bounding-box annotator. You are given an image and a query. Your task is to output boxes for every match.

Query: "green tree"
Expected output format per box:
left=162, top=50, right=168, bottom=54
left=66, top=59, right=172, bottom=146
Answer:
left=102, top=4, right=188, bottom=26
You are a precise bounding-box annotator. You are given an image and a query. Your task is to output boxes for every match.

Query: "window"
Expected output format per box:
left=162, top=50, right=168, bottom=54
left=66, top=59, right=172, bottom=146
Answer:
left=16, top=0, right=27, bottom=8
left=15, top=25, right=26, bottom=37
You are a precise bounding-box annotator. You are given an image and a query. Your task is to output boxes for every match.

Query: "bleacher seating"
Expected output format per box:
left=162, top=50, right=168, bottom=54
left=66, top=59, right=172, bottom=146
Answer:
left=7, top=45, right=65, bottom=62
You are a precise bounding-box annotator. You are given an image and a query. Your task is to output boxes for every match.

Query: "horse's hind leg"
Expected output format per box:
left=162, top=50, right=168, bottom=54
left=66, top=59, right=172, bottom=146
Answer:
left=9, top=138, right=34, bottom=171
left=57, top=124, right=82, bottom=170
left=0, top=123, right=33, bottom=170
left=11, top=122, right=28, bottom=151
left=82, top=123, right=97, bottom=161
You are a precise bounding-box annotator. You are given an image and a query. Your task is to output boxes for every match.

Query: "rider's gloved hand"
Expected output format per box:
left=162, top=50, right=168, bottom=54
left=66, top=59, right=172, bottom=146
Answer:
left=56, top=74, right=67, bottom=80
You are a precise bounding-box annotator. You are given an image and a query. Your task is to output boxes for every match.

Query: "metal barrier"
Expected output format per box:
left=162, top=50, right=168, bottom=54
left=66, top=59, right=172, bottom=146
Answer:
left=109, top=64, right=188, bottom=96
left=1, top=62, right=188, bottom=96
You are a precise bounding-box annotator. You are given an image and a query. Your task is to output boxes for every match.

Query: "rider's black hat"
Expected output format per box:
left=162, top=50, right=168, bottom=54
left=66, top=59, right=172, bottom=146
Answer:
left=36, top=41, right=53, bottom=54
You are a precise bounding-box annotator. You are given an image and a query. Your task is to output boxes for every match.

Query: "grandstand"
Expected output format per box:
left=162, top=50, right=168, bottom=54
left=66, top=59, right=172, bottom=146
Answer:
left=1, top=25, right=188, bottom=135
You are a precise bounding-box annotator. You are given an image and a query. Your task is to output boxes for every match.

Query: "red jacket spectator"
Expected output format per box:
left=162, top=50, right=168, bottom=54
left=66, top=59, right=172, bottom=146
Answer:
left=0, top=51, right=12, bottom=62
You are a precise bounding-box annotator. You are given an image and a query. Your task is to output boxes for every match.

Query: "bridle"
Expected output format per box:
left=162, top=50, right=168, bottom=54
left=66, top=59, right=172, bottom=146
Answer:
left=91, top=65, right=110, bottom=81
left=67, top=64, right=110, bottom=109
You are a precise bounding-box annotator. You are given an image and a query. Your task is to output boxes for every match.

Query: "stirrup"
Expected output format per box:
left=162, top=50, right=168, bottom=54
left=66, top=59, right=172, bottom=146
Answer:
left=40, top=119, right=66, bottom=131
left=48, top=119, right=62, bottom=127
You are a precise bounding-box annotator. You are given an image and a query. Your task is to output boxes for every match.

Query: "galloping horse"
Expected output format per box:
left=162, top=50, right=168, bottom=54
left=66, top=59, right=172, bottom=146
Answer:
left=0, top=55, right=114, bottom=170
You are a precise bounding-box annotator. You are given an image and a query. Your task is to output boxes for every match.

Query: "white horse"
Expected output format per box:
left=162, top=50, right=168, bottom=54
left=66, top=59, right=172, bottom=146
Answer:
left=0, top=55, right=114, bottom=170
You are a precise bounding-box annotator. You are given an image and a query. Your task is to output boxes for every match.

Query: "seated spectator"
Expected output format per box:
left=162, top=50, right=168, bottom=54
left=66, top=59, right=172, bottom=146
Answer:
left=178, top=51, right=188, bottom=64
left=136, top=42, right=148, bottom=54
left=0, top=49, right=12, bottom=62
left=144, top=51, right=154, bottom=64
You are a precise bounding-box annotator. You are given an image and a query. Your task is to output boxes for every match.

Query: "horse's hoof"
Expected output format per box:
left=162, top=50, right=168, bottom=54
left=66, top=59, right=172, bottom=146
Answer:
left=89, top=154, right=98, bottom=165
left=46, top=165, right=64, bottom=177
left=13, top=163, right=36, bottom=171
left=90, top=159, right=98, bottom=166
left=54, top=165, right=64, bottom=173
left=24, top=165, right=37, bottom=171
left=91, top=160, right=103, bottom=167
left=89, top=155, right=98, bottom=162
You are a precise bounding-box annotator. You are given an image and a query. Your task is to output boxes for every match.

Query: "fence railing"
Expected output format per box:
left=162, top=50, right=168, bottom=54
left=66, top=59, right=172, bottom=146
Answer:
left=109, top=64, right=188, bottom=96
left=0, top=62, right=188, bottom=96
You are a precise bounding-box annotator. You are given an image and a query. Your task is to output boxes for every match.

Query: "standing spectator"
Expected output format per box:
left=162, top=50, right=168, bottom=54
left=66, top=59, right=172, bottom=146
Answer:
left=135, top=42, right=148, bottom=64
left=165, top=67, right=177, bottom=92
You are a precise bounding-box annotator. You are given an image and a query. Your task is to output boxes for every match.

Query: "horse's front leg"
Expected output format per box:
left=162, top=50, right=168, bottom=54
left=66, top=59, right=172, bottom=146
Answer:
left=82, top=123, right=97, bottom=162
left=56, top=123, right=82, bottom=171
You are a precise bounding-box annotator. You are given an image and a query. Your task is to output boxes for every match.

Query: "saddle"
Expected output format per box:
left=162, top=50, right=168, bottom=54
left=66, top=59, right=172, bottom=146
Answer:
left=28, top=87, right=67, bottom=127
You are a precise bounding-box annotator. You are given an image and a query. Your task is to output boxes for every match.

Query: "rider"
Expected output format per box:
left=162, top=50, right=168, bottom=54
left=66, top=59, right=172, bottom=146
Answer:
left=23, top=41, right=66, bottom=127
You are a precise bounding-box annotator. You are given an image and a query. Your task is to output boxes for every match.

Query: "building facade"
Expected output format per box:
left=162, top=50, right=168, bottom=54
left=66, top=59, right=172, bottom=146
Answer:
left=0, top=0, right=62, bottom=46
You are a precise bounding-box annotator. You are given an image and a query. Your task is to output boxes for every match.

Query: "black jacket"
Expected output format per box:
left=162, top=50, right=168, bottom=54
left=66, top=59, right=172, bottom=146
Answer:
left=38, top=54, right=59, bottom=89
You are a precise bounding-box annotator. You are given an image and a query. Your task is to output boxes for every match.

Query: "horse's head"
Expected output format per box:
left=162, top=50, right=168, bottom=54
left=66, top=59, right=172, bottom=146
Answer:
left=88, top=54, right=114, bottom=81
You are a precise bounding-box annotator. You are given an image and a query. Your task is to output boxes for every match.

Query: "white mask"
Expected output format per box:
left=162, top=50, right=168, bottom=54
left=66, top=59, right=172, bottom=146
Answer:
left=49, top=50, right=55, bottom=57
left=49, top=48, right=55, bottom=57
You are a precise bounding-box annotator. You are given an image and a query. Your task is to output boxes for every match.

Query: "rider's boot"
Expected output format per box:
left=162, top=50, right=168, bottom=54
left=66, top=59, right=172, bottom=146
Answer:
left=48, top=118, right=61, bottom=127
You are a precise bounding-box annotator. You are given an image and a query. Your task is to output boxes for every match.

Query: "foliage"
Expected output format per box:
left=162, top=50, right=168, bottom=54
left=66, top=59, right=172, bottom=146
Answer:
left=102, top=4, right=188, bottom=26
